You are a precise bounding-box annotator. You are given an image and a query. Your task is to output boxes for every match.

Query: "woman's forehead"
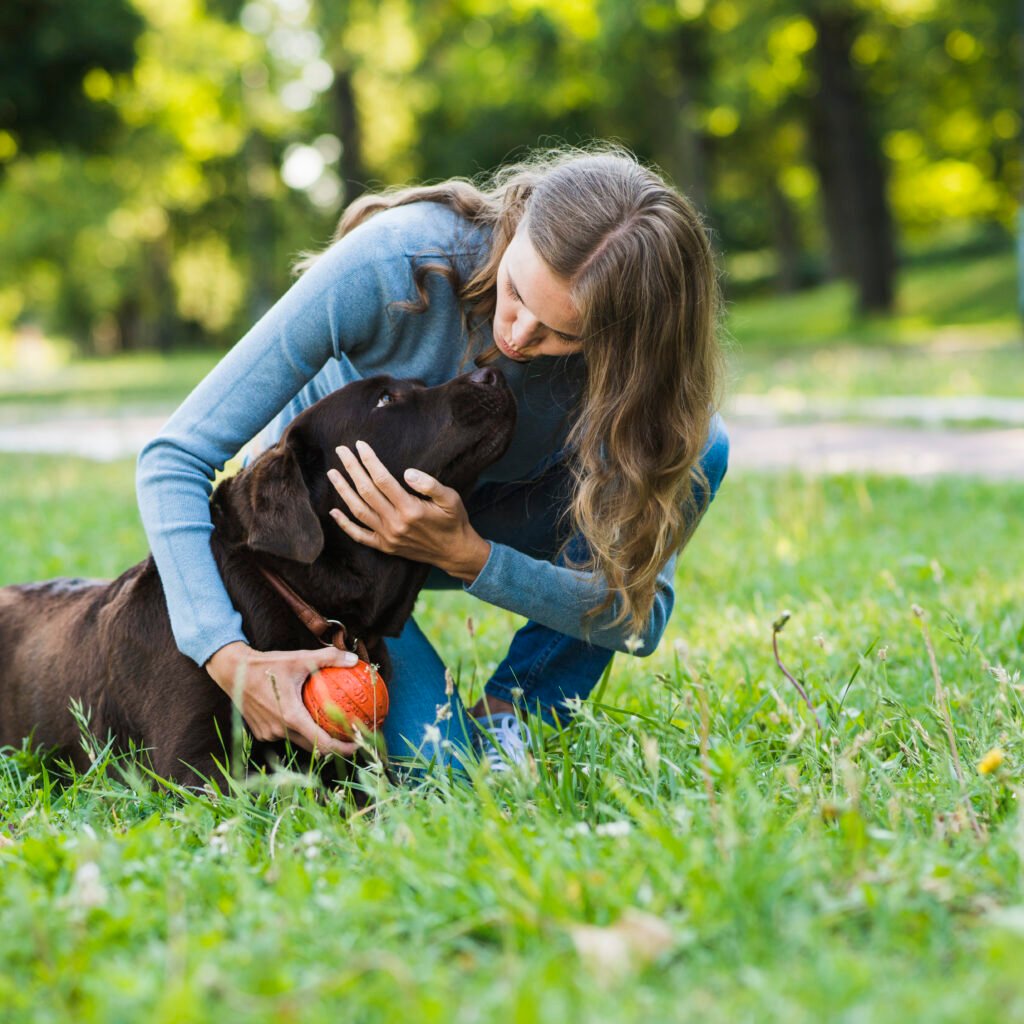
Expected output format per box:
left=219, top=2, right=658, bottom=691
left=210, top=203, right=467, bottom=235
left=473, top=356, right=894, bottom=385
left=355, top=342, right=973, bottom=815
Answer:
left=506, top=228, right=581, bottom=337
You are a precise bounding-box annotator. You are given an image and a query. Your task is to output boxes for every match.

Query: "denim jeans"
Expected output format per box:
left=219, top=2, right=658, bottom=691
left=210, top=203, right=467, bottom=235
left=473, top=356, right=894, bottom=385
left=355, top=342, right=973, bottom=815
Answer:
left=379, top=418, right=730, bottom=774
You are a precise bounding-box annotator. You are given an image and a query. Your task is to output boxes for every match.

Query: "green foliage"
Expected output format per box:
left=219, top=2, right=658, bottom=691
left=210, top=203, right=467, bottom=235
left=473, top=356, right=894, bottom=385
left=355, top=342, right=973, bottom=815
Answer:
left=0, top=0, right=143, bottom=154
left=0, top=0, right=1017, bottom=352
left=1, top=459, right=1023, bottom=1020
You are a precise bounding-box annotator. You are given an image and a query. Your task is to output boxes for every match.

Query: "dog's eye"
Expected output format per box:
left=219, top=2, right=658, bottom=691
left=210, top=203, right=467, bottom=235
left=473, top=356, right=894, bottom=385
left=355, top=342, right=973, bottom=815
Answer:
left=375, top=392, right=393, bottom=409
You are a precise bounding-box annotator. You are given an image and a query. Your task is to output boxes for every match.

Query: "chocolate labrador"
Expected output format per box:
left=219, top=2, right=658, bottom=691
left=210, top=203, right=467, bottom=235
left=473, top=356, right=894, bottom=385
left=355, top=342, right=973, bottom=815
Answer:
left=0, top=368, right=516, bottom=785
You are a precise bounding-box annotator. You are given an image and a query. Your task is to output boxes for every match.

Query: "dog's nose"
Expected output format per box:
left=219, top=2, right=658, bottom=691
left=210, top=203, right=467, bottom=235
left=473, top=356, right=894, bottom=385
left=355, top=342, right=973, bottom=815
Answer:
left=469, top=367, right=500, bottom=387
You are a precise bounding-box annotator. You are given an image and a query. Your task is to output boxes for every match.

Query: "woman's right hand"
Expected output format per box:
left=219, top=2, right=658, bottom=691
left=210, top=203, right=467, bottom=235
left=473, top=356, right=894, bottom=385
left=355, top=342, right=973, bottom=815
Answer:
left=205, top=641, right=360, bottom=757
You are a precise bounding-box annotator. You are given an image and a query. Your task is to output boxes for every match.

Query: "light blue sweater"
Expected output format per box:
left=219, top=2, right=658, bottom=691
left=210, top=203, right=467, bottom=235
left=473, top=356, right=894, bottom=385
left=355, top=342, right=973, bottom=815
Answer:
left=136, top=201, right=724, bottom=667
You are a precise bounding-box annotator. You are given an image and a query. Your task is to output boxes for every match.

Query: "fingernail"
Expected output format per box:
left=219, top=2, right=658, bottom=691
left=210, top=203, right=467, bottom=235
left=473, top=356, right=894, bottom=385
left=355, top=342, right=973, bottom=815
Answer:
left=336, top=445, right=349, bottom=458
left=341, top=652, right=359, bottom=666
left=355, top=439, right=370, bottom=453
left=405, top=469, right=423, bottom=484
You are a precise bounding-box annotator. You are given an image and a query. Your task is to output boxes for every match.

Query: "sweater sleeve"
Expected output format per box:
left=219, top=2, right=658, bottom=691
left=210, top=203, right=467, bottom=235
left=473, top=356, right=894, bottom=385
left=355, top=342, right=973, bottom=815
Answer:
left=463, top=416, right=730, bottom=655
left=136, top=216, right=405, bottom=666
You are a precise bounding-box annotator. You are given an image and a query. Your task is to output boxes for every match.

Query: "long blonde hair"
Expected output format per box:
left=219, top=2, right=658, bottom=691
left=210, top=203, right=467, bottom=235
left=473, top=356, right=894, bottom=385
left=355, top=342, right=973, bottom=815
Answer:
left=305, top=143, right=724, bottom=634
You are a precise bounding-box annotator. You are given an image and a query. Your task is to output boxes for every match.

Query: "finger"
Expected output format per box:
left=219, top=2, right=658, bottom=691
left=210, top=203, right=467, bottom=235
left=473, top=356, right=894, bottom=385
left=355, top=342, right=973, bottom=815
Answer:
left=298, top=646, right=361, bottom=671
left=403, top=468, right=459, bottom=510
left=337, top=444, right=394, bottom=514
left=354, top=440, right=417, bottom=509
left=329, top=506, right=382, bottom=548
left=327, top=467, right=379, bottom=527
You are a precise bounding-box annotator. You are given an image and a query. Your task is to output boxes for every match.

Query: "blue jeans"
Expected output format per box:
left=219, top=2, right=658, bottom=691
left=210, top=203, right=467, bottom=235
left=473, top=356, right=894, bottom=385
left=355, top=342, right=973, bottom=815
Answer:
left=380, top=420, right=730, bottom=774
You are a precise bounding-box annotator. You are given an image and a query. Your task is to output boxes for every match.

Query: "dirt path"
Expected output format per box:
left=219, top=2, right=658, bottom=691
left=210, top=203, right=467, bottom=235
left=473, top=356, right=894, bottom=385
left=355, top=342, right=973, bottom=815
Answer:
left=0, top=402, right=1022, bottom=480
left=726, top=420, right=1024, bottom=480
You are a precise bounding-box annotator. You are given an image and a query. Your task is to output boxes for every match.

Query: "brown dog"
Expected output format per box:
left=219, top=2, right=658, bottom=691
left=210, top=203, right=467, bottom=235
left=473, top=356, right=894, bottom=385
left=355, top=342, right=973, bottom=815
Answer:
left=0, top=368, right=516, bottom=785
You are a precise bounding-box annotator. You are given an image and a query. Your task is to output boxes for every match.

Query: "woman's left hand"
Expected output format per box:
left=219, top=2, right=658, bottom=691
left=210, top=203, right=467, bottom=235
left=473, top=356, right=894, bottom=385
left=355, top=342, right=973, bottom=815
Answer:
left=327, top=440, right=490, bottom=583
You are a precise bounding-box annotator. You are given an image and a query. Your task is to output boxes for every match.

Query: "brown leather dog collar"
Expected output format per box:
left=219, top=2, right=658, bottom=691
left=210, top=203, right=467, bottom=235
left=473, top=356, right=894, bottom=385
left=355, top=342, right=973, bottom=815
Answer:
left=256, top=565, right=370, bottom=662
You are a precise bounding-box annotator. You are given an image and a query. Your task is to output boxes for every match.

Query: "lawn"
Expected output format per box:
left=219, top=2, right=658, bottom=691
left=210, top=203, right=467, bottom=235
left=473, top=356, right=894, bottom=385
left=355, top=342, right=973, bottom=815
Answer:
left=1, top=454, right=1022, bottom=1022
left=2, top=247, right=1021, bottom=419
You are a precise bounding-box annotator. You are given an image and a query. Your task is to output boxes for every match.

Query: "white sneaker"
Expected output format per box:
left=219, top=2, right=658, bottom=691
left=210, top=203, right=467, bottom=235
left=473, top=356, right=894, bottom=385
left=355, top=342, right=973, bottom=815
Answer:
left=476, top=714, right=531, bottom=773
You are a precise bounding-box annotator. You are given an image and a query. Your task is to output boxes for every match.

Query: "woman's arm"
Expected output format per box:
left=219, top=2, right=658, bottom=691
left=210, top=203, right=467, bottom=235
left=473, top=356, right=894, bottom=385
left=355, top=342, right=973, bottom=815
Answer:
left=328, top=417, right=730, bottom=656
left=470, top=418, right=730, bottom=653
left=136, top=217, right=406, bottom=754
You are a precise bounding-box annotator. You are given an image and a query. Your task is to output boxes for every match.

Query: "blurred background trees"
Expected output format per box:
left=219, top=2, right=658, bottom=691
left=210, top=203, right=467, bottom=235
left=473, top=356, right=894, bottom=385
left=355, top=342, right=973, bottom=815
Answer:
left=0, top=0, right=1018, bottom=355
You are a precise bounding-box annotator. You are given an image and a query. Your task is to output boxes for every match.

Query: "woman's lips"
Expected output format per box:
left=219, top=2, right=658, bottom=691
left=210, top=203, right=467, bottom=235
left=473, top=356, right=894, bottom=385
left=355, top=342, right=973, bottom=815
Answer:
left=495, top=334, right=529, bottom=362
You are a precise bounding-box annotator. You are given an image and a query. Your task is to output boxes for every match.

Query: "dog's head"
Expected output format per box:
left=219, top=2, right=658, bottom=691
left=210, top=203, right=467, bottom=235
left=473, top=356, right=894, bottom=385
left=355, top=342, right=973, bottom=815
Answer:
left=229, top=367, right=517, bottom=565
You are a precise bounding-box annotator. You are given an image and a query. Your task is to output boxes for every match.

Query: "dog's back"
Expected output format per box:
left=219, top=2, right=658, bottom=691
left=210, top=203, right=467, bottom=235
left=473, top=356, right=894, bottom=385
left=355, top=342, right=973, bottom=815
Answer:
left=0, top=562, right=233, bottom=781
left=1, top=574, right=128, bottom=762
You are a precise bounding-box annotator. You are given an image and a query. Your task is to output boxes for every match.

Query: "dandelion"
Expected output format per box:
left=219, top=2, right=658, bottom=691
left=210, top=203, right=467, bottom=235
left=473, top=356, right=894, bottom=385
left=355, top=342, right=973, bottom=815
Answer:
left=624, top=633, right=644, bottom=655
left=978, top=748, right=1005, bottom=775
left=424, top=724, right=442, bottom=746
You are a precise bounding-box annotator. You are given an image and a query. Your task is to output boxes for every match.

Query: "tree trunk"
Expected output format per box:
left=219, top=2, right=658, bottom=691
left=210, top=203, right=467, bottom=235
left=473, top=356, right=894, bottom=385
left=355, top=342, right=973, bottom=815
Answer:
left=244, top=130, right=277, bottom=323
left=670, top=24, right=712, bottom=217
left=769, top=179, right=803, bottom=293
left=332, top=65, right=368, bottom=207
left=807, top=4, right=896, bottom=313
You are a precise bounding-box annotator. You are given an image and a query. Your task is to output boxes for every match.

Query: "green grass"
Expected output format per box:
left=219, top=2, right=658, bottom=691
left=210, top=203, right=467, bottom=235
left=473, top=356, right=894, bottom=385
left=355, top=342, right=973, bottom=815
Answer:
left=2, top=454, right=1023, bottom=1022
left=1, top=249, right=1021, bottom=422
left=0, top=349, right=217, bottom=410
left=725, top=247, right=1024, bottom=401
left=726, top=249, right=1019, bottom=350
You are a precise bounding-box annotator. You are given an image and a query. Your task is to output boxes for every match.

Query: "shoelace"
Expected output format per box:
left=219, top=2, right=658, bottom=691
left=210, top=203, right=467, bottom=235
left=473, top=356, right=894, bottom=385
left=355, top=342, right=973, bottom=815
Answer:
left=479, top=714, right=531, bottom=773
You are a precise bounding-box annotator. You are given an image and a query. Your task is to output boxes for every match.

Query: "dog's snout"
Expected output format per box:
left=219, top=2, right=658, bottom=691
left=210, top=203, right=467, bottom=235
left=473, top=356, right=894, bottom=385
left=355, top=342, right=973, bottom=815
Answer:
left=469, top=367, right=500, bottom=387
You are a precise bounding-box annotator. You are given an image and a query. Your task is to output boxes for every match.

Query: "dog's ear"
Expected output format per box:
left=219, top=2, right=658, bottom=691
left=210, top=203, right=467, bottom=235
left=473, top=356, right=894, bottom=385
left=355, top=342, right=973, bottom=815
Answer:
left=245, top=443, right=325, bottom=564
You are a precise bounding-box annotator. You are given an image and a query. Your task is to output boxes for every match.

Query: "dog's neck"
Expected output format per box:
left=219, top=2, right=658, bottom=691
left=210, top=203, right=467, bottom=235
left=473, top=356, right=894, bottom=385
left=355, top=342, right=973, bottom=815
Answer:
left=208, top=471, right=430, bottom=651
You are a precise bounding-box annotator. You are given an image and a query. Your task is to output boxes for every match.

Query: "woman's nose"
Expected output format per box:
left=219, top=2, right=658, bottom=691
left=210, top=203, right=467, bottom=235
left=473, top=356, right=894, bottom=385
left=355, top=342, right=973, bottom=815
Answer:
left=511, top=313, right=539, bottom=345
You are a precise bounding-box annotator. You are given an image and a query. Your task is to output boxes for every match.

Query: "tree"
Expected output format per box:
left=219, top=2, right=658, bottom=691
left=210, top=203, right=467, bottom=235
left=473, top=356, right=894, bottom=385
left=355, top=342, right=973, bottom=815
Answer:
left=0, top=0, right=143, bottom=155
left=806, top=2, right=896, bottom=312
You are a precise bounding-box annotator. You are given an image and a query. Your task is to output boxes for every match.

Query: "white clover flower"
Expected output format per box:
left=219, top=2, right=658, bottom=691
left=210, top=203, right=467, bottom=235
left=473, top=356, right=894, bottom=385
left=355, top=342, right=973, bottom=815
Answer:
left=595, top=821, right=633, bottom=838
left=72, top=862, right=108, bottom=909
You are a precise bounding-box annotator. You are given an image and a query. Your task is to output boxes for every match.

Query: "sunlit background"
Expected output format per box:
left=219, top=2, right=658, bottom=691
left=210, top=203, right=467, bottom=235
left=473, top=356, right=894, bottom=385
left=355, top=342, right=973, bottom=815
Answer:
left=0, top=0, right=1018, bottom=368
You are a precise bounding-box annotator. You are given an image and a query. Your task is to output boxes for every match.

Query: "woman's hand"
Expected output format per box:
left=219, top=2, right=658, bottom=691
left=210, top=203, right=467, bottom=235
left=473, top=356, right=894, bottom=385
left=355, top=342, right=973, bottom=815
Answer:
left=327, top=440, right=490, bottom=583
left=205, top=641, right=359, bottom=756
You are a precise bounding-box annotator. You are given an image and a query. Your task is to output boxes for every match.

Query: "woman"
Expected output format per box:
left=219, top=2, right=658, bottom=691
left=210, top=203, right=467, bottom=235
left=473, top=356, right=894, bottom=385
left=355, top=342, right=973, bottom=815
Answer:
left=136, top=143, right=729, bottom=775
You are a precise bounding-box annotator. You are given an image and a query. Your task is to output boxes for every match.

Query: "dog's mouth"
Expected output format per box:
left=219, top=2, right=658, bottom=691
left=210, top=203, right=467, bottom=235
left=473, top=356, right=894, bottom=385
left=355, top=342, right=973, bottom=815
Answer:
left=432, top=430, right=513, bottom=492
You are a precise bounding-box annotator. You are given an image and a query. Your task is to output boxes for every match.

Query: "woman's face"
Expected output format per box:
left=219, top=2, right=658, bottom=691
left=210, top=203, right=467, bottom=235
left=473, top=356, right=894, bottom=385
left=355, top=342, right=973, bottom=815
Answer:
left=492, top=226, right=584, bottom=362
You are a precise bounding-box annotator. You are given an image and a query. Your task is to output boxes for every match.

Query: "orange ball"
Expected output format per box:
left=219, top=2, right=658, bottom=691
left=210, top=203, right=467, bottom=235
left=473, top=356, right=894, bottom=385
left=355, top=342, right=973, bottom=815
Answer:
left=302, top=662, right=389, bottom=740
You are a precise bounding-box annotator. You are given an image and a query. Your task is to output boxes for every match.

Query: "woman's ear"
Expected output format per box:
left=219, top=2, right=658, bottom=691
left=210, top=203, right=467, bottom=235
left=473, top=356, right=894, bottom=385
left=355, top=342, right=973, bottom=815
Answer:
left=245, top=443, right=325, bottom=563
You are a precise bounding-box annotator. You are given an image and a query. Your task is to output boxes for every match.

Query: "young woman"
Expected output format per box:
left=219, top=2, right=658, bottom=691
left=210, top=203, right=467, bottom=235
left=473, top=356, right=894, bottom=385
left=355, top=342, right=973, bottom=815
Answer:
left=136, top=143, right=729, bottom=775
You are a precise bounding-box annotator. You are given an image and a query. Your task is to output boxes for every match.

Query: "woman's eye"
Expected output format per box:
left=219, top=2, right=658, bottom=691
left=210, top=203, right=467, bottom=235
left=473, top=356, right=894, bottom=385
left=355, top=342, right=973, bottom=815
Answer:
left=375, top=392, right=393, bottom=408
